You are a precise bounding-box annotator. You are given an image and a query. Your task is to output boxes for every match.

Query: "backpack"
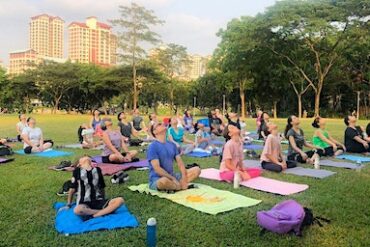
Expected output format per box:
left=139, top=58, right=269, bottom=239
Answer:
left=0, top=145, right=13, bottom=156
left=129, top=139, right=143, bottom=146
left=257, top=200, right=330, bottom=237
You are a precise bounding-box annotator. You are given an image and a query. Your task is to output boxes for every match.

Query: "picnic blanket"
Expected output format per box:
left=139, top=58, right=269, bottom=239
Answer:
left=0, top=158, right=14, bottom=164
left=14, top=149, right=72, bottom=158
left=320, top=159, right=364, bottom=170
left=242, top=160, right=336, bottom=179
left=128, top=183, right=261, bottom=215
left=54, top=202, right=139, bottom=235
left=200, top=168, right=308, bottom=196
left=335, top=154, right=370, bottom=163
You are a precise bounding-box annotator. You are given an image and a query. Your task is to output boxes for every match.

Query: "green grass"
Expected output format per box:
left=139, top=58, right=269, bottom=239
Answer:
left=0, top=114, right=369, bottom=247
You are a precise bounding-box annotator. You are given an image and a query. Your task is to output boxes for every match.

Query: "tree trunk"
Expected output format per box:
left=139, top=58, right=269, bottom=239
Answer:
left=132, top=63, right=137, bottom=110
left=239, top=81, right=245, bottom=119
left=170, top=85, right=174, bottom=116
left=357, top=91, right=361, bottom=119
left=314, top=91, right=320, bottom=117
left=273, top=101, right=277, bottom=119
left=298, top=94, right=302, bottom=118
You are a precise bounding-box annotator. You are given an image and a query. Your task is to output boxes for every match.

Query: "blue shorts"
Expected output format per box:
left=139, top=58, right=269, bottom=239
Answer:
left=149, top=173, right=182, bottom=190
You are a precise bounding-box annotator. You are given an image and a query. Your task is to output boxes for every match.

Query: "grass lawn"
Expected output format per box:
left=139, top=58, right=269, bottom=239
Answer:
left=0, top=114, right=369, bottom=247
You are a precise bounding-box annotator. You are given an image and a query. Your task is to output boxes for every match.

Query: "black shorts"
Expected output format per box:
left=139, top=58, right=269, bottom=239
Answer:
left=24, top=146, right=33, bottom=154
left=84, top=199, right=110, bottom=210
left=322, top=146, right=344, bottom=157
left=101, top=152, right=127, bottom=163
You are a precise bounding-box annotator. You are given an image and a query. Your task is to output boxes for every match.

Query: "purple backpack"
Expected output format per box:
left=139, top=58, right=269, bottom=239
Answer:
left=257, top=200, right=305, bottom=236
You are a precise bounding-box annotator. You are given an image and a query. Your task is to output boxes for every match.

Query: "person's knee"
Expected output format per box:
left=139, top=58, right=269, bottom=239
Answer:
left=193, top=167, right=201, bottom=177
left=73, top=205, right=84, bottom=215
left=112, top=197, right=124, bottom=206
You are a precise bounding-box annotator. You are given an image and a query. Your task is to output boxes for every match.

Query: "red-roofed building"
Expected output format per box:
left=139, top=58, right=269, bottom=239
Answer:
left=68, top=17, right=117, bottom=66
left=30, top=14, right=64, bottom=58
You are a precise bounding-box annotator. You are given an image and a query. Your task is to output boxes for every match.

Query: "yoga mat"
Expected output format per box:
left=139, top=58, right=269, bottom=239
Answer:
left=210, top=140, right=225, bottom=146
left=243, top=160, right=336, bottom=179
left=54, top=202, right=139, bottom=235
left=128, top=183, right=261, bottom=215
left=63, top=144, right=104, bottom=150
left=243, top=144, right=264, bottom=150
left=200, top=168, right=308, bottom=196
left=0, top=158, right=14, bottom=164
left=186, top=151, right=212, bottom=158
left=283, top=167, right=336, bottom=179
left=14, top=149, right=72, bottom=157
left=320, top=159, right=364, bottom=170
left=335, top=154, right=370, bottom=163
left=95, top=160, right=149, bottom=175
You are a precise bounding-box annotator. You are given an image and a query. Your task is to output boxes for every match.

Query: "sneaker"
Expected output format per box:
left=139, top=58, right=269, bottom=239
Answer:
left=55, top=160, right=72, bottom=171
left=111, top=172, right=129, bottom=184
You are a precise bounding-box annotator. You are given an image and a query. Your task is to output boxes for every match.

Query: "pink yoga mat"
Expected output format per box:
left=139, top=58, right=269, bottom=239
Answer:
left=200, top=168, right=308, bottom=196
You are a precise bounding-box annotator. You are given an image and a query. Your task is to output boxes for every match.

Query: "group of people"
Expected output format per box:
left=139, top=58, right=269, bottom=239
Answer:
left=7, top=110, right=369, bottom=220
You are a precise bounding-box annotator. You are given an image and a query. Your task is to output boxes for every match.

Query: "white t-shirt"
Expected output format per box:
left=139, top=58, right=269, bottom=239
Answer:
left=16, top=122, right=28, bottom=133
left=22, top=127, right=42, bottom=148
left=81, top=128, right=94, bottom=143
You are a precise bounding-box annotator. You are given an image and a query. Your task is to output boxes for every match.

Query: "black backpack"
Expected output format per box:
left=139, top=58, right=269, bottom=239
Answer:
left=299, top=207, right=331, bottom=236
left=0, top=145, right=13, bottom=156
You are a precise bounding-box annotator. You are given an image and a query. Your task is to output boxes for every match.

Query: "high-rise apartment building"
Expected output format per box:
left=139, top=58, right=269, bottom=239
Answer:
left=29, top=14, right=64, bottom=58
left=8, top=49, right=40, bottom=75
left=68, top=17, right=117, bottom=66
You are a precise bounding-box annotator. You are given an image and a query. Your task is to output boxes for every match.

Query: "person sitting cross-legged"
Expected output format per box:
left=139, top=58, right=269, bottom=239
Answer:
left=65, top=156, right=124, bottom=219
left=147, top=122, right=201, bottom=191
left=219, top=124, right=261, bottom=182
left=260, top=123, right=297, bottom=172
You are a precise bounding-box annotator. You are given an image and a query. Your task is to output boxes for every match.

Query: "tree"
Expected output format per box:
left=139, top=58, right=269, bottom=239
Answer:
left=151, top=43, right=190, bottom=114
left=111, top=2, right=164, bottom=109
left=256, top=0, right=370, bottom=116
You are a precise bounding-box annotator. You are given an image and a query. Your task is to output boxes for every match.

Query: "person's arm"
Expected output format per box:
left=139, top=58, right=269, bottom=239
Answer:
left=151, top=159, right=177, bottom=180
left=130, top=123, right=139, bottom=137
left=141, top=119, right=147, bottom=131
left=21, top=130, right=34, bottom=147
left=175, top=155, right=188, bottom=189
left=328, top=133, right=346, bottom=150
left=38, top=132, right=44, bottom=151
left=288, top=136, right=306, bottom=156
left=183, top=136, right=195, bottom=145
left=121, top=136, right=129, bottom=153
left=67, top=188, right=76, bottom=206
left=354, top=136, right=369, bottom=146
left=316, top=130, right=336, bottom=147
left=16, top=124, right=22, bottom=135
left=224, top=159, right=237, bottom=171
left=167, top=129, right=175, bottom=142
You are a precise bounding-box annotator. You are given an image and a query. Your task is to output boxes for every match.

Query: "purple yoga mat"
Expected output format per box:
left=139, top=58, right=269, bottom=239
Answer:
left=200, top=168, right=308, bottom=196
left=94, top=159, right=149, bottom=176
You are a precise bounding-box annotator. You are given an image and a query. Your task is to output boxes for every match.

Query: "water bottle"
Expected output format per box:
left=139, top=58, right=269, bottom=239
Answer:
left=233, top=172, right=240, bottom=189
left=314, top=155, right=320, bottom=170
left=147, top=218, right=157, bottom=247
left=356, top=160, right=362, bottom=172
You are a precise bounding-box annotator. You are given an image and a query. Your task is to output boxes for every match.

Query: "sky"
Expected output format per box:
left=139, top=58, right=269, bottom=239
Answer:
left=0, top=0, right=276, bottom=67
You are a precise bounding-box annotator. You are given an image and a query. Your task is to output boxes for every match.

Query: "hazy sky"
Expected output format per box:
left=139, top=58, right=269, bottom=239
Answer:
left=0, top=0, right=276, bottom=66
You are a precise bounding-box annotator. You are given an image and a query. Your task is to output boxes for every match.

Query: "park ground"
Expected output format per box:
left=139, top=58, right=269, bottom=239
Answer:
left=0, top=114, right=369, bottom=247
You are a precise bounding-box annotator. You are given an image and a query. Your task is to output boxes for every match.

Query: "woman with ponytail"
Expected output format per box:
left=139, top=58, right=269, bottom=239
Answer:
left=312, top=117, right=345, bottom=156
left=285, top=115, right=323, bottom=164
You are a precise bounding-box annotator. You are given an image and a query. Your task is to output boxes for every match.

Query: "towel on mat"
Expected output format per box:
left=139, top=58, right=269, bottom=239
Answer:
left=129, top=183, right=261, bottom=215
left=14, top=149, right=72, bottom=157
left=200, top=168, right=308, bottom=196
left=54, top=202, right=139, bottom=234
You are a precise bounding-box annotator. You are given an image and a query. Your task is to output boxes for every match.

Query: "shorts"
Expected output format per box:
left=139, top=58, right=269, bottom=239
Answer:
left=102, top=152, right=127, bottom=163
left=84, top=199, right=110, bottom=210
left=24, top=146, right=33, bottom=154
left=149, top=173, right=182, bottom=190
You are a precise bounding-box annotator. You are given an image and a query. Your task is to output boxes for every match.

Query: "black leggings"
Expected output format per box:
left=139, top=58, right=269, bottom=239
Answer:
left=261, top=160, right=297, bottom=173
left=346, top=143, right=370, bottom=153
left=322, top=146, right=344, bottom=157
left=287, top=149, right=324, bottom=163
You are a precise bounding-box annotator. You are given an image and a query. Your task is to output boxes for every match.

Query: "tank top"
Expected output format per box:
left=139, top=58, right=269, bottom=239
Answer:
left=102, top=130, right=122, bottom=156
left=118, top=122, right=132, bottom=138
left=312, top=129, right=330, bottom=148
left=92, top=117, right=102, bottom=129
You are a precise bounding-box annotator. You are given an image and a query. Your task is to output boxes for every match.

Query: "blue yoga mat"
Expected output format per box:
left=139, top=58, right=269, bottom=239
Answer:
left=243, top=144, right=264, bottom=150
left=335, top=154, right=370, bottom=163
left=54, top=202, right=139, bottom=235
left=210, top=140, right=225, bottom=146
left=186, top=151, right=212, bottom=158
left=15, top=149, right=72, bottom=157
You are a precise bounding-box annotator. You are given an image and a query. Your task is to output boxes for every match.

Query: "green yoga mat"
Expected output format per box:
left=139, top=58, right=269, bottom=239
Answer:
left=129, top=183, right=261, bottom=215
